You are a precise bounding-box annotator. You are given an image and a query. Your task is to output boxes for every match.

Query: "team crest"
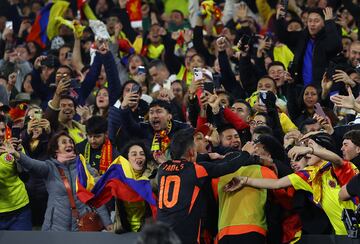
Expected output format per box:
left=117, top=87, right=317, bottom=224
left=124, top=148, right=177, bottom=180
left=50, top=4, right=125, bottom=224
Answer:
left=328, top=180, right=336, bottom=188
left=5, top=153, right=14, bottom=162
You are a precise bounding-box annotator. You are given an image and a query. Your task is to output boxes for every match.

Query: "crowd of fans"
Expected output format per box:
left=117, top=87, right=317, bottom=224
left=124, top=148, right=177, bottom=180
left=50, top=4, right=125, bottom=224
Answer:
left=0, top=0, right=360, bottom=243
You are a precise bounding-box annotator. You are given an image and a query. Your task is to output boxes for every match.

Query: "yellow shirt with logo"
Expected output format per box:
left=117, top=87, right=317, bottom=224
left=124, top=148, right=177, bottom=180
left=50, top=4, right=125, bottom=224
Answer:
left=66, top=121, right=86, bottom=144
left=0, top=153, right=29, bottom=213
left=288, top=161, right=358, bottom=235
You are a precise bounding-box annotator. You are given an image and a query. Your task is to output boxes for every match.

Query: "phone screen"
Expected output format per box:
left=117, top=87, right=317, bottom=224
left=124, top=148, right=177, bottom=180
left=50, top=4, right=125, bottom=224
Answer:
left=204, top=82, right=214, bottom=93
left=11, top=127, right=21, bottom=139
left=6, top=21, right=13, bottom=30
left=131, top=84, right=140, bottom=93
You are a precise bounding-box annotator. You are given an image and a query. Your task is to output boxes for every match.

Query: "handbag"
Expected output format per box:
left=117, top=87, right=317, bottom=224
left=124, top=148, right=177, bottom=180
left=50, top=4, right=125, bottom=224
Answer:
left=57, top=167, right=104, bottom=231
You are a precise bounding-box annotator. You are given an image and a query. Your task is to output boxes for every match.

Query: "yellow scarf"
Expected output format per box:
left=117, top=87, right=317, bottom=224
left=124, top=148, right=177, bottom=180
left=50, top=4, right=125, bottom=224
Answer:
left=306, top=161, right=331, bottom=204
left=150, top=120, right=172, bottom=153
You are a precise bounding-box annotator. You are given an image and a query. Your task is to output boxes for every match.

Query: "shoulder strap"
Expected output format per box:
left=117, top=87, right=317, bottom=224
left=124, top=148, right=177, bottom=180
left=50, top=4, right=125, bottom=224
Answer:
left=57, top=167, right=80, bottom=220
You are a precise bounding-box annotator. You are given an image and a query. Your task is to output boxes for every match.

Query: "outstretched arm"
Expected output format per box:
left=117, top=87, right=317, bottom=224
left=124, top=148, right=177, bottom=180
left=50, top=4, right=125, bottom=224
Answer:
left=224, top=174, right=291, bottom=192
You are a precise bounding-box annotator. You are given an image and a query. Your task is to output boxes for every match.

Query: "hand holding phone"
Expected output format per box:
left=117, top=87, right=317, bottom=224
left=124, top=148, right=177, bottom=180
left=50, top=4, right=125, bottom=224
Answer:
left=6, top=21, right=13, bottom=30
left=239, top=35, right=251, bottom=52
left=131, top=83, right=141, bottom=94
left=194, top=68, right=203, bottom=81
left=11, top=126, right=21, bottom=139
left=258, top=90, right=267, bottom=106
left=137, top=66, right=146, bottom=75
left=314, top=103, right=327, bottom=118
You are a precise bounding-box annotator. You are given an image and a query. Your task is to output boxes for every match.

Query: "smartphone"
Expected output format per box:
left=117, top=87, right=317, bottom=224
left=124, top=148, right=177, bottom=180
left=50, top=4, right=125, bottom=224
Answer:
left=258, top=90, right=267, bottom=106
left=11, top=127, right=21, bottom=139
left=33, top=110, right=42, bottom=120
left=204, top=82, right=214, bottom=93
left=6, top=21, right=13, bottom=30
left=193, top=68, right=203, bottom=81
left=213, top=74, right=221, bottom=89
left=131, top=83, right=141, bottom=93
left=66, top=52, right=72, bottom=60
left=239, top=34, right=251, bottom=51
left=326, top=62, right=336, bottom=80
left=280, top=0, right=288, bottom=12
left=137, top=66, right=146, bottom=74
left=314, top=103, right=327, bottom=118
left=326, top=67, right=336, bottom=81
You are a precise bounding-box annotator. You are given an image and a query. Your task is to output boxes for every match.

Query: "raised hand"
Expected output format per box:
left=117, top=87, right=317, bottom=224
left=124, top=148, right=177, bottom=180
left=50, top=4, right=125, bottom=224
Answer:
left=39, top=119, right=51, bottom=134
left=330, top=86, right=357, bottom=110
left=236, top=2, right=248, bottom=21
left=321, top=72, right=333, bottom=92
left=121, top=92, right=139, bottom=109
left=55, top=78, right=71, bottom=97
left=332, top=70, right=355, bottom=87
left=288, top=146, right=312, bottom=161
left=313, top=114, right=334, bottom=134
left=34, top=55, right=47, bottom=70
left=76, top=105, right=92, bottom=122
left=242, top=141, right=257, bottom=155
left=276, top=4, right=286, bottom=19
left=118, top=0, right=127, bottom=9
left=158, top=88, right=174, bottom=102
left=323, top=7, right=333, bottom=21
left=183, top=29, right=193, bottom=43
left=216, top=36, right=228, bottom=52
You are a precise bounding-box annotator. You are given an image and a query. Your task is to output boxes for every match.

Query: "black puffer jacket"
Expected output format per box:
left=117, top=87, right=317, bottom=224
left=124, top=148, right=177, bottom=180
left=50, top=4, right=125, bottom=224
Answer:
left=292, top=20, right=342, bottom=88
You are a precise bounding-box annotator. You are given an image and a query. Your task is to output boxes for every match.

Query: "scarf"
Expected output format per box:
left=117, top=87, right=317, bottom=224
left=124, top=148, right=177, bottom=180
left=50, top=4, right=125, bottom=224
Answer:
left=151, top=121, right=172, bottom=153
left=56, top=151, right=76, bottom=163
left=84, top=137, right=113, bottom=175
left=306, top=161, right=331, bottom=205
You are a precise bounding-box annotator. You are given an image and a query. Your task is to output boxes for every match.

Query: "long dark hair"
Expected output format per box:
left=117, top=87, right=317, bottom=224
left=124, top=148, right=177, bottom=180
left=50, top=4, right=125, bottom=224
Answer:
left=298, top=84, right=319, bottom=111
left=121, top=140, right=149, bottom=168
left=93, top=87, right=109, bottom=117
left=47, top=131, right=76, bottom=158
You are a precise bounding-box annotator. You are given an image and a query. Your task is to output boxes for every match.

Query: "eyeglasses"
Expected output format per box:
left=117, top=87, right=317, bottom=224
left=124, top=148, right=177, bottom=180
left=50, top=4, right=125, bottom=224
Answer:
left=56, top=73, right=69, bottom=78
left=249, top=120, right=265, bottom=126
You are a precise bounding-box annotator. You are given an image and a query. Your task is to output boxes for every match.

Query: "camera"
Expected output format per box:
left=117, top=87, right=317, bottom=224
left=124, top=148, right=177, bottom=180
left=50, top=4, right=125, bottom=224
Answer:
left=342, top=205, right=360, bottom=238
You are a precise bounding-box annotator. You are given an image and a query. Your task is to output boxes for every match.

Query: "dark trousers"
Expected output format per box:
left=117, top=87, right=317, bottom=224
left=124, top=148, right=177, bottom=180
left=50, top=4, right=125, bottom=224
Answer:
left=0, top=206, right=32, bottom=230
left=219, top=232, right=266, bottom=244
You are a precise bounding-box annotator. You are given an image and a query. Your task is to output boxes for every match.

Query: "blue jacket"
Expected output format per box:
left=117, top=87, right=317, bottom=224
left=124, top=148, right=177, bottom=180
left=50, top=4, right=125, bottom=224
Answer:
left=31, top=52, right=121, bottom=108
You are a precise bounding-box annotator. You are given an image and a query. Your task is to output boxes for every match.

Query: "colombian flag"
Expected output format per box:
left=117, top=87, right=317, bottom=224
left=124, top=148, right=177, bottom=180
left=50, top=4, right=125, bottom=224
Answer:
left=26, top=2, right=52, bottom=48
left=27, top=0, right=70, bottom=48
left=76, top=155, right=157, bottom=217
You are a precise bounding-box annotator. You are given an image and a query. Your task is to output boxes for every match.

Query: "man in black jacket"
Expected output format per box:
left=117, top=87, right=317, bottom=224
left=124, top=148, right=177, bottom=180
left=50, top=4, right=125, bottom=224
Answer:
left=276, top=7, right=342, bottom=88
left=109, top=99, right=189, bottom=157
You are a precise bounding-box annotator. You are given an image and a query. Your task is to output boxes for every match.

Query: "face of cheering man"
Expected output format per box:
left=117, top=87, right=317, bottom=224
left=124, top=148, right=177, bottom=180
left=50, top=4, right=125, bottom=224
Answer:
left=341, top=139, right=360, bottom=161
left=149, top=105, right=172, bottom=132
left=87, top=133, right=106, bottom=150
left=220, top=128, right=241, bottom=151
left=307, top=12, right=324, bottom=37
left=59, top=98, right=75, bottom=123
